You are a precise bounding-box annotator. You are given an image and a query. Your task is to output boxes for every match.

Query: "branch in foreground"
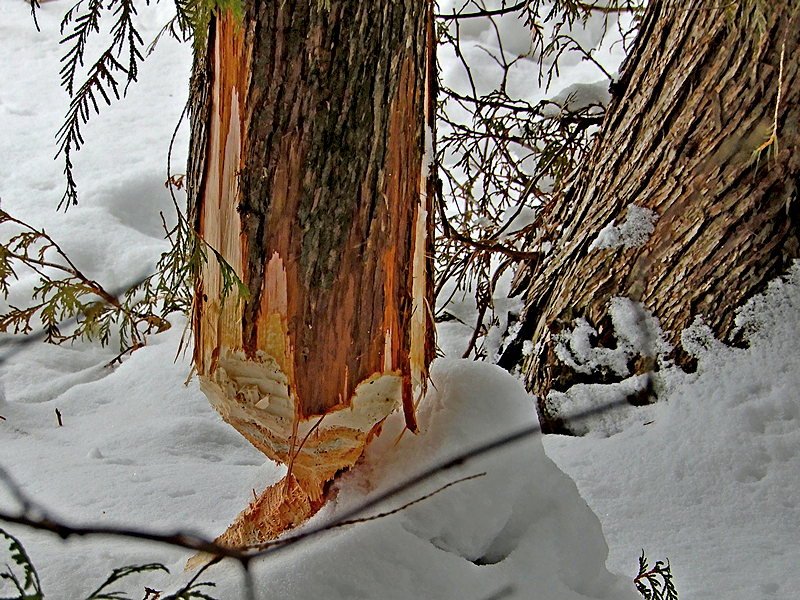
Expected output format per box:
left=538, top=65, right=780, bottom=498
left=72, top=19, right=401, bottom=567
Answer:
left=244, top=397, right=632, bottom=562
left=435, top=1, right=637, bottom=20
left=436, top=1, right=528, bottom=20
left=0, top=396, right=630, bottom=571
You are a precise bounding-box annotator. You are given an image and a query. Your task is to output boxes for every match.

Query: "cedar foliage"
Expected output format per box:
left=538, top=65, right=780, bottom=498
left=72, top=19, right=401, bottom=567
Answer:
left=634, top=551, right=679, bottom=600
left=7, top=0, right=251, bottom=355
left=0, top=198, right=248, bottom=354
left=31, top=0, right=244, bottom=209
left=0, top=527, right=217, bottom=600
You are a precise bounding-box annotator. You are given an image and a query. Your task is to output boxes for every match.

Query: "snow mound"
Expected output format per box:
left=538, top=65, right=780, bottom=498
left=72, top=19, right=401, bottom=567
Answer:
left=208, top=360, right=637, bottom=600
left=545, top=262, right=800, bottom=598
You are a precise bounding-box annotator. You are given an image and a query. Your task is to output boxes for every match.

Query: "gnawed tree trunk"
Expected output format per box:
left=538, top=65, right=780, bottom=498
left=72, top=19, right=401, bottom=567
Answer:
left=500, top=0, right=800, bottom=433
left=186, top=0, right=436, bottom=549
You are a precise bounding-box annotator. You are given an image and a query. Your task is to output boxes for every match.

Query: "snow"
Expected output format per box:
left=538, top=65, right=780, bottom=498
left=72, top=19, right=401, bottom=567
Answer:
left=546, top=263, right=800, bottom=598
left=589, top=205, right=659, bottom=251
left=498, top=206, right=539, bottom=240
left=545, top=81, right=611, bottom=111
left=553, top=297, right=671, bottom=381
left=422, top=124, right=435, bottom=179
left=2, top=2, right=800, bottom=600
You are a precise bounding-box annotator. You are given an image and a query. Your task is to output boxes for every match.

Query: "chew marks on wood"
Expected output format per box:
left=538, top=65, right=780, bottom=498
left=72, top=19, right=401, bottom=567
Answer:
left=188, top=2, right=437, bottom=556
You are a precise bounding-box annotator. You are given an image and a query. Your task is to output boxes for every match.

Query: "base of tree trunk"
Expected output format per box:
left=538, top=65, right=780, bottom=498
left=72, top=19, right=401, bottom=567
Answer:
left=186, top=474, right=316, bottom=570
left=500, top=0, right=800, bottom=434
left=186, top=352, right=402, bottom=562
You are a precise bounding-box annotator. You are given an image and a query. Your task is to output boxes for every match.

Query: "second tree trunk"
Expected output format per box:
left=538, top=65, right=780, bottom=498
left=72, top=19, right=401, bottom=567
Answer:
left=500, top=0, right=800, bottom=433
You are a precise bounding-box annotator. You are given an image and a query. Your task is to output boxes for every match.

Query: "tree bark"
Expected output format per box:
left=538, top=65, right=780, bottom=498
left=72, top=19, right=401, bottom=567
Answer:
left=186, top=0, right=436, bottom=548
left=500, top=0, right=800, bottom=433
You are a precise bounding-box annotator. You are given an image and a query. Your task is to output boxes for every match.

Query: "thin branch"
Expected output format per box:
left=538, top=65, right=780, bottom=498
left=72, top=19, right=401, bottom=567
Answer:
left=0, top=245, right=122, bottom=311
left=462, top=300, right=489, bottom=359
left=437, top=1, right=528, bottom=20
left=0, top=397, right=632, bottom=568
left=0, top=506, right=247, bottom=563
left=442, top=87, right=540, bottom=114
left=29, top=0, right=41, bottom=31
left=245, top=396, right=632, bottom=562
left=436, top=182, right=543, bottom=261
left=576, top=1, right=639, bottom=14
left=321, top=473, right=486, bottom=531
left=436, top=1, right=638, bottom=21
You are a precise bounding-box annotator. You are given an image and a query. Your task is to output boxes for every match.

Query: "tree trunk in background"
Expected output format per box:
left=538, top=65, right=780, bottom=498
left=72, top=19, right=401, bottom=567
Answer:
left=500, top=0, right=800, bottom=433
left=186, top=0, right=436, bottom=549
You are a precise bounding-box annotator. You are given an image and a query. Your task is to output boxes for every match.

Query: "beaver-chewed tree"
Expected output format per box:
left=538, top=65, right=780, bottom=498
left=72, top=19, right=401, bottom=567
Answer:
left=186, top=0, right=437, bottom=548
left=500, top=0, right=800, bottom=433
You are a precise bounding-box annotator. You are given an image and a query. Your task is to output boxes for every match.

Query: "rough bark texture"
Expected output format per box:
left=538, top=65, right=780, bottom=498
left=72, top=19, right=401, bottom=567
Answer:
left=500, top=0, right=800, bottom=433
left=186, top=0, right=436, bottom=548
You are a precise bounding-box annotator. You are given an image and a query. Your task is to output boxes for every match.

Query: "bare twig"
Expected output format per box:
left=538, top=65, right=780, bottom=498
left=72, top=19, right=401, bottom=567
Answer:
left=321, top=473, right=486, bottom=531
left=462, top=301, right=489, bottom=359
left=244, top=396, right=632, bottom=562
left=436, top=187, right=543, bottom=261
left=437, top=1, right=528, bottom=20
left=0, top=396, right=630, bottom=568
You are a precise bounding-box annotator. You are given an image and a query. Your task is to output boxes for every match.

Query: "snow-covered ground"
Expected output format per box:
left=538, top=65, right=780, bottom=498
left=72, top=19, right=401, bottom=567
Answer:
left=2, top=1, right=799, bottom=599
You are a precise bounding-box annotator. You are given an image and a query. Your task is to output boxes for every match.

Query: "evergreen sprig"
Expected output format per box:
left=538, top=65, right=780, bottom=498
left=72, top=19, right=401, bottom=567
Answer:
left=0, top=528, right=42, bottom=600
left=29, top=0, right=42, bottom=32
left=0, top=528, right=219, bottom=600
left=147, top=0, right=245, bottom=56
left=0, top=197, right=248, bottom=355
left=0, top=208, right=167, bottom=352
left=84, top=564, right=167, bottom=600
left=117, top=200, right=250, bottom=354
left=162, top=580, right=218, bottom=600
left=18, top=0, right=248, bottom=355
left=56, top=0, right=149, bottom=209
left=40, top=0, right=244, bottom=209
left=634, top=551, right=679, bottom=600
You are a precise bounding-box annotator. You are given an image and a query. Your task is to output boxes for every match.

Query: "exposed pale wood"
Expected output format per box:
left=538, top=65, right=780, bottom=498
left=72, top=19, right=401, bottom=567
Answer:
left=186, top=474, right=316, bottom=570
left=501, top=0, right=800, bottom=432
left=194, top=12, right=249, bottom=379
left=187, top=0, right=436, bottom=551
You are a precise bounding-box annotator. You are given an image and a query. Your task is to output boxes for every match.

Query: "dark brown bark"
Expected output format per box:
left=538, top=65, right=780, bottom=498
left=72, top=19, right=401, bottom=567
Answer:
left=500, top=0, right=800, bottom=433
left=186, top=0, right=436, bottom=548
